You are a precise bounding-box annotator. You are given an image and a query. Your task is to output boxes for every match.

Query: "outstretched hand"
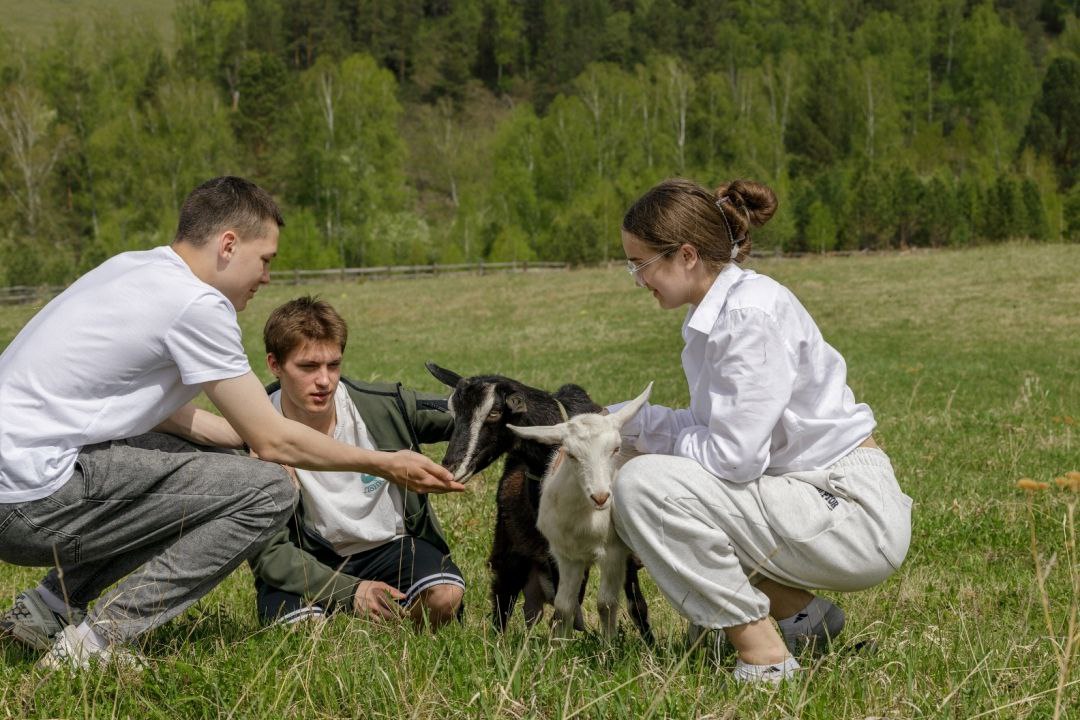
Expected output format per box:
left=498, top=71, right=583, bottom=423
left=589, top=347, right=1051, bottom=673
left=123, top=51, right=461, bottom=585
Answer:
left=381, top=449, right=465, bottom=494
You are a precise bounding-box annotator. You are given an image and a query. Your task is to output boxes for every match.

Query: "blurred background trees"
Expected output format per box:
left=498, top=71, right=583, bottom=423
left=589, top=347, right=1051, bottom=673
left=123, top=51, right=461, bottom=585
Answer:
left=1, top=0, right=1077, bottom=285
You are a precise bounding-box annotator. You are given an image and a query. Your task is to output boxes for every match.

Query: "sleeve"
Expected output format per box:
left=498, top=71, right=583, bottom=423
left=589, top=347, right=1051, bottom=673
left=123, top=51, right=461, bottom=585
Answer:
left=605, top=400, right=696, bottom=455
left=406, top=388, right=454, bottom=445
left=248, top=525, right=360, bottom=609
left=673, top=308, right=797, bottom=482
left=165, top=293, right=251, bottom=385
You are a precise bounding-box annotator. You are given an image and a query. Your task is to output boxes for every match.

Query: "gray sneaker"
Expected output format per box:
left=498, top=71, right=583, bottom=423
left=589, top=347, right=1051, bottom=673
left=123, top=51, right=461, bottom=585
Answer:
left=685, top=622, right=733, bottom=660
left=36, top=625, right=147, bottom=673
left=0, top=589, right=86, bottom=651
left=779, top=596, right=845, bottom=655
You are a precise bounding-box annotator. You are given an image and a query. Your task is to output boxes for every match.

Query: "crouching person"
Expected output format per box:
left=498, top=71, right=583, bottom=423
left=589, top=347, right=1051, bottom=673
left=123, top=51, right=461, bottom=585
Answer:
left=249, top=297, right=465, bottom=631
left=0, top=178, right=459, bottom=672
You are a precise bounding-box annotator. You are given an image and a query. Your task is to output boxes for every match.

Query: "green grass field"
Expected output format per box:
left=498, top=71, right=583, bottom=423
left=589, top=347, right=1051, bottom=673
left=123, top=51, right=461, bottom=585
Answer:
left=0, top=0, right=175, bottom=49
left=1, top=244, right=1078, bottom=718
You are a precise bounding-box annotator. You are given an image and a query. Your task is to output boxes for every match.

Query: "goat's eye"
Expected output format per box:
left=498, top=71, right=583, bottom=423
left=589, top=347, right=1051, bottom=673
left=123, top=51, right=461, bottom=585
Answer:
left=611, top=447, right=620, bottom=456
left=487, top=409, right=502, bottom=421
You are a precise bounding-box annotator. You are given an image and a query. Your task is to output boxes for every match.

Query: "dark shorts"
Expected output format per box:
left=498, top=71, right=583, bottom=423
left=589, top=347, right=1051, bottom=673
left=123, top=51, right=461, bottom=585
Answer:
left=255, top=536, right=464, bottom=625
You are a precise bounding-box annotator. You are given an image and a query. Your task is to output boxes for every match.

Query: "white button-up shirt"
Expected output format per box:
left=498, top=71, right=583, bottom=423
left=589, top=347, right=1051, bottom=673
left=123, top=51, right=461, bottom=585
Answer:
left=613, top=264, right=875, bottom=483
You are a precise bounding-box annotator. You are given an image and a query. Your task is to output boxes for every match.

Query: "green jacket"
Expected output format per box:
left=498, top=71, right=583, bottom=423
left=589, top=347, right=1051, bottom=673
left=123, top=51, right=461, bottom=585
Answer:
left=248, top=378, right=454, bottom=608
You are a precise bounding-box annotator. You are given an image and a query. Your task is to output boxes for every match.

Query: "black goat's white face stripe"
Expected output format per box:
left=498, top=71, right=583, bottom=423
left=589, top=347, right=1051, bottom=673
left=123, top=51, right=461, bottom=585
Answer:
left=456, top=384, right=495, bottom=481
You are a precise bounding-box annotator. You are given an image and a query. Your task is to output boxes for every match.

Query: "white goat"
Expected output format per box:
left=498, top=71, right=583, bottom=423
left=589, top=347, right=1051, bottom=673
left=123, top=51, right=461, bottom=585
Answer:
left=507, top=383, right=652, bottom=639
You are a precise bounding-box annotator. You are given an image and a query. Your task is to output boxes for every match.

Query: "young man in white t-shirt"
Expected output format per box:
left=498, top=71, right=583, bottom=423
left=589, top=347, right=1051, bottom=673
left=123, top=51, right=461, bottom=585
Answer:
left=0, top=177, right=462, bottom=670
left=250, top=297, right=464, bottom=630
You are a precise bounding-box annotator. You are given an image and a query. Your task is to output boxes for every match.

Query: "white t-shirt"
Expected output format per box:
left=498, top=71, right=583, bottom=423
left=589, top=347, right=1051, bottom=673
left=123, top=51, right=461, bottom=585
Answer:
left=0, top=246, right=251, bottom=502
left=612, top=264, right=876, bottom=483
left=270, top=384, right=404, bottom=555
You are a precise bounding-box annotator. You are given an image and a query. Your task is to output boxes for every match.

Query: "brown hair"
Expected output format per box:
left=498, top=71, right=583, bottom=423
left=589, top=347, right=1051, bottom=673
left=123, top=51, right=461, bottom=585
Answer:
left=263, top=296, right=348, bottom=363
left=175, top=176, right=284, bottom=247
left=622, top=178, right=777, bottom=268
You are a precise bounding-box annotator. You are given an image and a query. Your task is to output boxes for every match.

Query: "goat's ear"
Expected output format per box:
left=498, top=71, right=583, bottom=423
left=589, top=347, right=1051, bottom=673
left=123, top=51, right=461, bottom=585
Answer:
left=505, top=393, right=527, bottom=415
left=507, top=423, right=564, bottom=446
left=609, top=382, right=653, bottom=430
left=426, top=362, right=462, bottom=388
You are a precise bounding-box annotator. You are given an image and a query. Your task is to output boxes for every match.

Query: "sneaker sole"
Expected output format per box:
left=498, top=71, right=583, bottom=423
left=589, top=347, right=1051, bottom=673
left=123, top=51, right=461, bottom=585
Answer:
left=8, top=623, right=56, bottom=652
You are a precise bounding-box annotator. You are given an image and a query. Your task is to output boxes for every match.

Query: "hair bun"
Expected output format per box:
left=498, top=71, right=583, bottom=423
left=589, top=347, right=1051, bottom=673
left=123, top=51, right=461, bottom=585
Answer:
left=714, top=180, right=777, bottom=228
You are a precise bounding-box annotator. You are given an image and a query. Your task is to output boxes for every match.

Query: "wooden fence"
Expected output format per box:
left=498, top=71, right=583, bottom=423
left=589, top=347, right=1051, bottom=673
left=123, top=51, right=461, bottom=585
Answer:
left=275, top=260, right=568, bottom=284
left=0, top=261, right=570, bottom=306
left=0, top=252, right=914, bottom=305
left=0, top=285, right=64, bottom=306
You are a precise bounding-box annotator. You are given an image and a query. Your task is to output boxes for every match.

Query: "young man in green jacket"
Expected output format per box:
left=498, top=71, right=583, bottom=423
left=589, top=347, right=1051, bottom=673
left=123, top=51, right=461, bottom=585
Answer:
left=249, top=297, right=464, bottom=629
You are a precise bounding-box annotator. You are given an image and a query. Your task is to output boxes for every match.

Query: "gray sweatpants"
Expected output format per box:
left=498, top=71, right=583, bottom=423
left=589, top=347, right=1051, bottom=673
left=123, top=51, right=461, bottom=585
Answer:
left=0, top=432, right=295, bottom=643
left=611, top=447, right=912, bottom=629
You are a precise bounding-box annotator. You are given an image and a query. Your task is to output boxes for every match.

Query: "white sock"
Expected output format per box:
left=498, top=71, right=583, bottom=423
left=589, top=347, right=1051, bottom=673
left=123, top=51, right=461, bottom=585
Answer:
left=72, top=621, right=110, bottom=653
left=35, top=584, right=74, bottom=616
left=733, top=656, right=800, bottom=683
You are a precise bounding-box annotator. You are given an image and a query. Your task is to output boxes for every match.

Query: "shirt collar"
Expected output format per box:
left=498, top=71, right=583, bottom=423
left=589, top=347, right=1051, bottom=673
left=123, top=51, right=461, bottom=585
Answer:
left=686, top=263, right=745, bottom=335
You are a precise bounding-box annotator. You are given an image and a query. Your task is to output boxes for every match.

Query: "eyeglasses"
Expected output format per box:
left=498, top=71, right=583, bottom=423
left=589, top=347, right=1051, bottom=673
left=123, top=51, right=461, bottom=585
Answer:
left=626, top=248, right=675, bottom=286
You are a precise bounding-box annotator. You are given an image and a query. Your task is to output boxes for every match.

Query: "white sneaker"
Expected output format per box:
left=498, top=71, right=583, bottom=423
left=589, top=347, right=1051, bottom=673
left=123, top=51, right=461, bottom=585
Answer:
left=36, top=625, right=147, bottom=673
left=733, top=656, right=800, bottom=684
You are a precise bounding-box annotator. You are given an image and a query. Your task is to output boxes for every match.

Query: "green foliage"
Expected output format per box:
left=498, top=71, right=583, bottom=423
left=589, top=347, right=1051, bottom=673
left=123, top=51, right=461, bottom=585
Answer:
left=271, top=206, right=339, bottom=270
left=477, top=0, right=526, bottom=91
left=486, top=224, right=535, bottom=263
left=490, top=103, right=544, bottom=243
left=1065, top=184, right=1080, bottom=241
left=805, top=200, right=838, bottom=254
left=952, top=3, right=1038, bottom=142
left=85, top=76, right=237, bottom=256
left=365, top=211, right=433, bottom=266
left=231, top=50, right=291, bottom=163
left=174, top=0, right=248, bottom=82
left=275, top=53, right=408, bottom=266
left=0, top=1, right=1078, bottom=281
left=1023, top=55, right=1080, bottom=189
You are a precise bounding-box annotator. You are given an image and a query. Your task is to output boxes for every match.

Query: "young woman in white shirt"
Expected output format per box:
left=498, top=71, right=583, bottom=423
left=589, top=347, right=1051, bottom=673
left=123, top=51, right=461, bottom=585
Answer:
left=610, top=178, right=912, bottom=684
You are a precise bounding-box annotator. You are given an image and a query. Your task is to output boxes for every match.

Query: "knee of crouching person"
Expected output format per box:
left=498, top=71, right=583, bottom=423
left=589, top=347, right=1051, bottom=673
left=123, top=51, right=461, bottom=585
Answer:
left=613, top=455, right=665, bottom=513
left=256, top=460, right=300, bottom=516
left=418, top=584, right=464, bottom=629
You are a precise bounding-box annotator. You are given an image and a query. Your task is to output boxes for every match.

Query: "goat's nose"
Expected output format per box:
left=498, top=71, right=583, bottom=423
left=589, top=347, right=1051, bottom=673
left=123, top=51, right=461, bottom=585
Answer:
left=591, top=492, right=610, bottom=508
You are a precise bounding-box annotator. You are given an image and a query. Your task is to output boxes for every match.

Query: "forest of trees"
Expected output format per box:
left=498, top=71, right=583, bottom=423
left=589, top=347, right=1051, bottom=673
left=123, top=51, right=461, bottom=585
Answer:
left=1, top=0, right=1078, bottom=285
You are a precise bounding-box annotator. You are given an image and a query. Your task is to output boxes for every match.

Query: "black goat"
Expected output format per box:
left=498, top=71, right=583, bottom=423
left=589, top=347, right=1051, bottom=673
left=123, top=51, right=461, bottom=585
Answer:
left=426, top=362, right=653, bottom=643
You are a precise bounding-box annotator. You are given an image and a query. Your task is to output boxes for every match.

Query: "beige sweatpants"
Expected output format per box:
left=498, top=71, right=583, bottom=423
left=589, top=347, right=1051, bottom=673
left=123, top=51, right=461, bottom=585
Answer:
left=611, top=447, right=912, bottom=629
